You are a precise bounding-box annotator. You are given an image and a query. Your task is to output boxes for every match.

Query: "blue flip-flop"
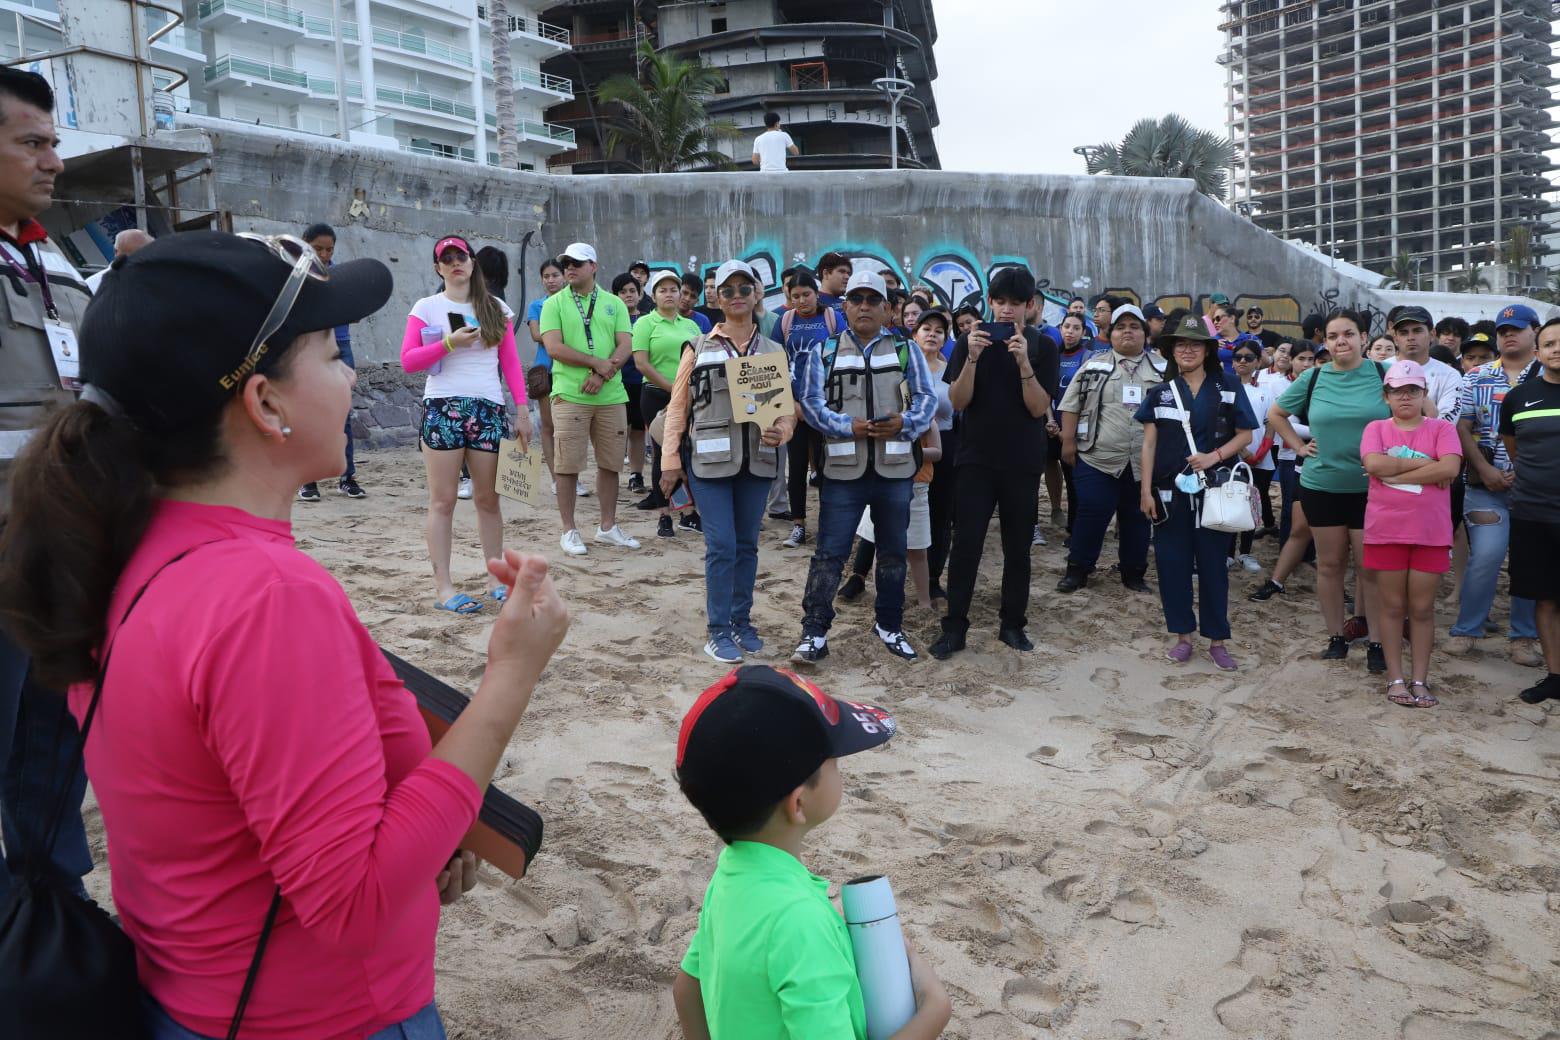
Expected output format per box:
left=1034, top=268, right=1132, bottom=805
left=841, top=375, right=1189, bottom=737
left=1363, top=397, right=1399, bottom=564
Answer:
left=435, top=593, right=483, bottom=615
left=490, top=586, right=508, bottom=603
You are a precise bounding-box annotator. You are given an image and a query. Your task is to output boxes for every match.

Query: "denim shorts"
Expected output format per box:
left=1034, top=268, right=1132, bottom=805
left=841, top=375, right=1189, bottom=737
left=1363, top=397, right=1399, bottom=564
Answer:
left=421, top=395, right=509, bottom=453
left=144, top=995, right=448, bottom=1039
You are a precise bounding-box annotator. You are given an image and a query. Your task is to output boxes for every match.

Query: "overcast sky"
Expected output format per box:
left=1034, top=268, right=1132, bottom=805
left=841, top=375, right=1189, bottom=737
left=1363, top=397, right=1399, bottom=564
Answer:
left=931, top=1, right=1228, bottom=175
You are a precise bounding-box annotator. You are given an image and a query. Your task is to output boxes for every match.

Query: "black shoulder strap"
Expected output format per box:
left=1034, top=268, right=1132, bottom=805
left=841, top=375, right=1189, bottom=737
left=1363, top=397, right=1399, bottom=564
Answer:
left=1296, top=364, right=1324, bottom=426
left=228, top=887, right=282, bottom=1040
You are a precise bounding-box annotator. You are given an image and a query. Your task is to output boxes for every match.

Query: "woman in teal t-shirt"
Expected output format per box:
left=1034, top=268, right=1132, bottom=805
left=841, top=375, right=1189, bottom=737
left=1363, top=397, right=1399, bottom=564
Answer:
left=1269, top=310, right=1390, bottom=667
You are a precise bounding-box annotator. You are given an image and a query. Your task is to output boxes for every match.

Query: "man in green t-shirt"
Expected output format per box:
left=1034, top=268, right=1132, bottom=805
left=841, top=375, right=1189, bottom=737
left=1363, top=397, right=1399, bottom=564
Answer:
left=539, top=242, right=637, bottom=556
left=672, top=665, right=951, bottom=1040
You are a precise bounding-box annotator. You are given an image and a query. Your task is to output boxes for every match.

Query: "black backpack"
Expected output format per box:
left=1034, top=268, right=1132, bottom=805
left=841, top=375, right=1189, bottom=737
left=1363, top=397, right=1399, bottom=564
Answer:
left=0, top=547, right=280, bottom=1040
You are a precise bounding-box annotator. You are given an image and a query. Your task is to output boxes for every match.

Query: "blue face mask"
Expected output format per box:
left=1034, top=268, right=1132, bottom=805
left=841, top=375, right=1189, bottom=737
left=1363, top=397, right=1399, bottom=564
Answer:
left=1175, top=470, right=1204, bottom=494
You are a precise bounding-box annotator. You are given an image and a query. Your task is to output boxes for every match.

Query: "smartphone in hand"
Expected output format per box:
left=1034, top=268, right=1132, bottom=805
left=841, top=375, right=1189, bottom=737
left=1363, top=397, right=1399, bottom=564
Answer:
left=979, top=322, right=1015, bottom=343
left=448, top=312, right=468, bottom=331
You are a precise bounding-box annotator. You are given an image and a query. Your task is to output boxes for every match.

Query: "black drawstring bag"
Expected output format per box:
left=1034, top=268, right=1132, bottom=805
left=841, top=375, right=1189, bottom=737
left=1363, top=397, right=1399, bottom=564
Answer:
left=0, top=547, right=280, bottom=1040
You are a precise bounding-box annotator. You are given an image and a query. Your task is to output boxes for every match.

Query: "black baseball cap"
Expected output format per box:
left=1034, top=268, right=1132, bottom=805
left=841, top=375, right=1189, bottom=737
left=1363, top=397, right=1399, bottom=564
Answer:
left=81, top=231, right=392, bottom=435
left=1388, top=304, right=1433, bottom=328
left=676, top=665, right=895, bottom=834
left=1142, top=303, right=1165, bottom=321
left=916, top=307, right=951, bottom=333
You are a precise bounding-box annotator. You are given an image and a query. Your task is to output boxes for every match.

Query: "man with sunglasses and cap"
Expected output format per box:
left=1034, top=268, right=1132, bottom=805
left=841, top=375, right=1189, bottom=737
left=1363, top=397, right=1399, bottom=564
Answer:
left=539, top=242, right=640, bottom=556
left=1244, top=306, right=1282, bottom=352
left=0, top=66, right=98, bottom=909
left=792, top=270, right=937, bottom=664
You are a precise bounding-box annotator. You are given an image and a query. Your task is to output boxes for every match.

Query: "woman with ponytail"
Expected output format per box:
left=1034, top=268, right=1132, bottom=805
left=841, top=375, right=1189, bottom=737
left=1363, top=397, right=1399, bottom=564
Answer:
left=402, top=234, right=532, bottom=616
left=0, top=231, right=568, bottom=1039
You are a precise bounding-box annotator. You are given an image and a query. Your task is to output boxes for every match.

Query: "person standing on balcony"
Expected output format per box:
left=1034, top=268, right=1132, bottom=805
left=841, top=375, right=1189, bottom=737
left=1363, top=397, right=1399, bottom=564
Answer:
left=752, top=113, right=798, bottom=173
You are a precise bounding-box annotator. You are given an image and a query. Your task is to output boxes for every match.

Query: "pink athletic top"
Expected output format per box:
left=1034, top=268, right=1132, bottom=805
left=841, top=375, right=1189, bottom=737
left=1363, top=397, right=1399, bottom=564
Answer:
left=69, top=500, right=483, bottom=1039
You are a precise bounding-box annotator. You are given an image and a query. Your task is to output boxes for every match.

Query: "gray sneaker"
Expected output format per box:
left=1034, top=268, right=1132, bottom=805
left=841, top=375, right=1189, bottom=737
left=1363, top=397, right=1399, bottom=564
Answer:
left=704, top=631, right=743, bottom=664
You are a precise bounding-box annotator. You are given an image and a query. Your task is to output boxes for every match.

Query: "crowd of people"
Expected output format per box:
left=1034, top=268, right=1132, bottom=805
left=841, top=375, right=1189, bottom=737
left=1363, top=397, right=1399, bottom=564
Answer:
left=0, top=64, right=1557, bottom=1039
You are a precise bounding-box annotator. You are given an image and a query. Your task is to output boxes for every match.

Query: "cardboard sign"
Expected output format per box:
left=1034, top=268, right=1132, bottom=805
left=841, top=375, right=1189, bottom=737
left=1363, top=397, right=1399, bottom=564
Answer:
left=725, top=353, right=794, bottom=430
left=494, top=437, right=544, bottom=504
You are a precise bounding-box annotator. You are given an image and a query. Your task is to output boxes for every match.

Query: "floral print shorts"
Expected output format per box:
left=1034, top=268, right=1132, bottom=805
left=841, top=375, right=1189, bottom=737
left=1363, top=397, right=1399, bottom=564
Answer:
left=420, top=396, right=510, bottom=453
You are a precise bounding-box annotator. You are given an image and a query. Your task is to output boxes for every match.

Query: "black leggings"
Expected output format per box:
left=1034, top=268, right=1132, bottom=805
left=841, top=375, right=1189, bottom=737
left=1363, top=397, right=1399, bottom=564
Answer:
left=787, top=424, right=819, bottom=521
left=640, top=384, right=672, bottom=501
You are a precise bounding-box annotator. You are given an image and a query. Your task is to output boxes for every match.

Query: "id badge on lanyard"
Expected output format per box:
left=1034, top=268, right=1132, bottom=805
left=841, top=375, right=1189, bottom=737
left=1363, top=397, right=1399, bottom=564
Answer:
left=46, top=318, right=81, bottom=391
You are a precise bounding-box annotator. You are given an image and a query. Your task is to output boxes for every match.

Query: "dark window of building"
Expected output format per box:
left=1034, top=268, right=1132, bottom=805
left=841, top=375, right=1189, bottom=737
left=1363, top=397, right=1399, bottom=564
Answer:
left=712, top=17, right=727, bottom=32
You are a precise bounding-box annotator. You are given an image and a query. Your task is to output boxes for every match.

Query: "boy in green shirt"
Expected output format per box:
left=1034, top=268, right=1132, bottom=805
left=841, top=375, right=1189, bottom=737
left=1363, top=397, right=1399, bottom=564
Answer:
left=673, top=666, right=952, bottom=1040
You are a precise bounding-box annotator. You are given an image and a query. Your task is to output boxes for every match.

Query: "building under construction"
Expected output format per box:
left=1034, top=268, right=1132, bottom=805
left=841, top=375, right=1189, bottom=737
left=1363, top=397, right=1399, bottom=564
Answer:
left=1221, top=0, right=1558, bottom=292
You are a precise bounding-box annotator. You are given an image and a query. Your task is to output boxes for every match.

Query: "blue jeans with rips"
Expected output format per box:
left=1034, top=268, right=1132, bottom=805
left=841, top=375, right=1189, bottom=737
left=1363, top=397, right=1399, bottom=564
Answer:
left=1451, top=485, right=1537, bottom=639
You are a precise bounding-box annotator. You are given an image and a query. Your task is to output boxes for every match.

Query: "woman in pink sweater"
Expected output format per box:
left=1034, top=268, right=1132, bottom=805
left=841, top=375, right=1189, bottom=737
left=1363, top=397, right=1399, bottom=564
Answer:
left=0, top=231, right=569, bottom=1039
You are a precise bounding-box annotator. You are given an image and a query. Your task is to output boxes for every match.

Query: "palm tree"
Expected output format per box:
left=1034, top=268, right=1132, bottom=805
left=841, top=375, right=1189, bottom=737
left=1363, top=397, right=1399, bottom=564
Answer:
left=487, top=0, right=519, bottom=167
left=1450, top=263, right=1491, bottom=294
left=1083, top=115, right=1238, bottom=201
left=593, top=39, right=737, bottom=172
left=1379, top=250, right=1416, bottom=290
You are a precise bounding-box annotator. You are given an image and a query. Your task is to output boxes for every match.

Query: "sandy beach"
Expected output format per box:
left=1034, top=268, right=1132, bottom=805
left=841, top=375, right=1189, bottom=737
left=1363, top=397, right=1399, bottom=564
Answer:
left=84, top=445, right=1560, bottom=1039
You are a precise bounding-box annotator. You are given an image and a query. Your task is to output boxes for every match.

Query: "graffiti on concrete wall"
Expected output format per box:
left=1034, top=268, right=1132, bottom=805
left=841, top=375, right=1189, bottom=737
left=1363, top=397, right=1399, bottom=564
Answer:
left=668, top=243, right=1384, bottom=338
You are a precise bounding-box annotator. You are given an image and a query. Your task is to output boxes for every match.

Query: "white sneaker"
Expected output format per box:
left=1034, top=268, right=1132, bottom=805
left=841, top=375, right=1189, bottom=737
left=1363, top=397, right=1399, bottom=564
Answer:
left=576, top=482, right=591, bottom=497
left=1238, top=553, right=1262, bottom=573
left=1032, top=524, right=1047, bottom=546
left=560, top=529, right=588, bottom=556
left=457, top=477, right=473, bottom=500
left=595, top=524, right=640, bottom=549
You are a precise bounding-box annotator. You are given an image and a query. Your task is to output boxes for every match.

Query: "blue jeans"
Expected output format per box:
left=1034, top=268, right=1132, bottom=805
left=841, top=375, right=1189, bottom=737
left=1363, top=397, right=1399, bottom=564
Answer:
left=145, top=996, right=447, bottom=1039
left=686, top=471, right=770, bottom=634
left=1068, top=458, right=1151, bottom=578
left=0, top=626, right=90, bottom=905
left=1451, top=485, right=1538, bottom=639
left=1152, top=490, right=1232, bottom=640
left=802, top=472, right=912, bottom=636
left=1276, top=458, right=1299, bottom=546
left=341, top=338, right=357, bottom=479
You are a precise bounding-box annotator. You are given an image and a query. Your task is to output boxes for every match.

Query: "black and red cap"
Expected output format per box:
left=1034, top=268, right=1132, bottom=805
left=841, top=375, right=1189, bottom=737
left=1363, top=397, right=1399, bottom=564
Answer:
left=676, top=665, right=895, bottom=833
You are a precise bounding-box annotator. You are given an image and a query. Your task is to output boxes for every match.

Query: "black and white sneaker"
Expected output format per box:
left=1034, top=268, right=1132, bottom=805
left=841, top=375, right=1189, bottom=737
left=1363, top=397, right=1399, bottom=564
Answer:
left=298, top=483, right=321, bottom=502
left=657, top=515, right=675, bottom=538
left=874, top=625, right=917, bottom=661
left=791, top=635, right=829, bottom=664
left=782, top=524, right=807, bottom=548
left=338, top=477, right=366, bottom=499
left=627, top=473, right=646, bottom=493
left=680, top=511, right=703, bottom=533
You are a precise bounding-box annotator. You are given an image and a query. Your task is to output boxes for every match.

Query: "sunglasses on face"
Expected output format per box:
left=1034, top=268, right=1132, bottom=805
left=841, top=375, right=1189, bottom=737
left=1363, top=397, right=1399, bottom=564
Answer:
left=1233, top=353, right=1258, bottom=362
left=437, top=250, right=470, bottom=265
left=718, top=283, right=755, bottom=299
left=846, top=291, right=884, bottom=306
left=560, top=257, right=586, bottom=269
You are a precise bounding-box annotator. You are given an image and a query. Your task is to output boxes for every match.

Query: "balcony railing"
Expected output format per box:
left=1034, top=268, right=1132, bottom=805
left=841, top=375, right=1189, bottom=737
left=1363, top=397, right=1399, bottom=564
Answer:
left=515, top=67, right=572, bottom=94
left=519, top=119, right=576, bottom=144
left=199, top=0, right=302, bottom=28
left=509, top=14, right=570, bottom=45
left=204, top=54, right=307, bottom=89
left=378, top=86, right=476, bottom=121
left=372, top=25, right=473, bottom=68
left=409, top=142, right=477, bottom=163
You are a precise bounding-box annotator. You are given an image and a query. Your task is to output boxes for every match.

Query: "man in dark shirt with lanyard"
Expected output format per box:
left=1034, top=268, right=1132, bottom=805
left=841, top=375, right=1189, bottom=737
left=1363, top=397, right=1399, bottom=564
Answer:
left=0, top=67, right=96, bottom=905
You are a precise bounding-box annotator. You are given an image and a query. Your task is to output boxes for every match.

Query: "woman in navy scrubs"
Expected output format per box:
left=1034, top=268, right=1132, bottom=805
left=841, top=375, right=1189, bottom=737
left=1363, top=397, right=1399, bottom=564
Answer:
left=1136, top=314, right=1258, bottom=671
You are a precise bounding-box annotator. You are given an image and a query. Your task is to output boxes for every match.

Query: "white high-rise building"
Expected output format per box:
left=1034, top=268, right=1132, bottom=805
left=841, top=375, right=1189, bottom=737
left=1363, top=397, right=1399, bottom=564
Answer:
left=0, top=0, right=577, bottom=170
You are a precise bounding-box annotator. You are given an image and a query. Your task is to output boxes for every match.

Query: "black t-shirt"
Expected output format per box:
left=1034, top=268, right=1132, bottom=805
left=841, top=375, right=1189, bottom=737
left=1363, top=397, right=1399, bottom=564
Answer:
left=1253, top=328, right=1282, bottom=350
left=1497, top=373, right=1560, bottom=522
left=944, top=327, right=1061, bottom=473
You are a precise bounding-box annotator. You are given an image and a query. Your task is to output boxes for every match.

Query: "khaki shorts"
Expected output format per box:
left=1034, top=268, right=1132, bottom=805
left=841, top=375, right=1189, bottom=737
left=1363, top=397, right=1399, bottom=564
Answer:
left=553, top=398, right=628, bottom=475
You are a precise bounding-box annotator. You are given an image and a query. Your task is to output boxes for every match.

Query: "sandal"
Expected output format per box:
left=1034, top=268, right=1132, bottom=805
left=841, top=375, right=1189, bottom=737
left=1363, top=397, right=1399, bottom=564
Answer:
left=1386, top=678, right=1437, bottom=708
left=490, top=585, right=508, bottom=603
left=1407, top=680, right=1438, bottom=708
left=435, top=593, right=483, bottom=615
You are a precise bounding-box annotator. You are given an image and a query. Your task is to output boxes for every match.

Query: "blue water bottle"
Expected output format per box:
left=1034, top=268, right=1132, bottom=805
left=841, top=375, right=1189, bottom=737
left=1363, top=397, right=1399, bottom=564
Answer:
left=841, top=875, right=916, bottom=1040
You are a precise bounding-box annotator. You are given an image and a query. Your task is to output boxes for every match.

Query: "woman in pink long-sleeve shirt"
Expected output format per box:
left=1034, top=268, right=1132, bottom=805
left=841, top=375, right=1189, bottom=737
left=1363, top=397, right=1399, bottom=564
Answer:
left=401, top=235, right=531, bottom=617
left=0, top=231, right=568, bottom=1040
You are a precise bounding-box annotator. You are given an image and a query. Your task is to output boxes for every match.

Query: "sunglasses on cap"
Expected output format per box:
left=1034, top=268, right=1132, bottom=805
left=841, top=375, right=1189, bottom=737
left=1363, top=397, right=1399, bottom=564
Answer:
left=718, top=283, right=755, bottom=299
left=846, top=291, right=884, bottom=306
left=234, top=232, right=329, bottom=370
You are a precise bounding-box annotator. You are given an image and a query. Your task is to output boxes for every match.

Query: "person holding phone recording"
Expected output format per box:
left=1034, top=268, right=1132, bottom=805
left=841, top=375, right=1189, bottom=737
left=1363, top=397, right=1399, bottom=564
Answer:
left=930, top=267, right=1059, bottom=660
left=401, top=234, right=531, bottom=616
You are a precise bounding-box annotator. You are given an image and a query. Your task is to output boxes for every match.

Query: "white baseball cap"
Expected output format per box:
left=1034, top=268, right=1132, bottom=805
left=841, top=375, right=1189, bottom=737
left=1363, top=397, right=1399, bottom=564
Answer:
left=559, top=242, right=597, bottom=264
left=714, top=259, right=759, bottom=287
left=1111, top=303, right=1146, bottom=326
left=844, top=270, right=887, bottom=300
left=646, top=268, right=682, bottom=293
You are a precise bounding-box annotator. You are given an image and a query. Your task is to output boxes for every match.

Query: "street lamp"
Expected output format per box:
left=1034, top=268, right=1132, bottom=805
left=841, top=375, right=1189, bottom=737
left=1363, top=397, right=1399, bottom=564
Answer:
left=873, top=76, right=913, bottom=170
left=1073, top=144, right=1103, bottom=169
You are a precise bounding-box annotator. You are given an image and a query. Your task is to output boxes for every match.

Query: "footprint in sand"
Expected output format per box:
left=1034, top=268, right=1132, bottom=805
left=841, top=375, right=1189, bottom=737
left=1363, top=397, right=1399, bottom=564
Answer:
left=1090, top=667, right=1125, bottom=694
left=1000, top=977, right=1074, bottom=1029
left=1111, top=731, right=1206, bottom=770
left=1398, top=1013, right=1526, bottom=1040
left=1108, top=887, right=1158, bottom=925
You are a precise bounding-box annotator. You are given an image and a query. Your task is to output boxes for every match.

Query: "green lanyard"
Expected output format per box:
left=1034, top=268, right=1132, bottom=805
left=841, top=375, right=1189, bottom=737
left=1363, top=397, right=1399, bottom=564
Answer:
left=571, top=289, right=599, bottom=352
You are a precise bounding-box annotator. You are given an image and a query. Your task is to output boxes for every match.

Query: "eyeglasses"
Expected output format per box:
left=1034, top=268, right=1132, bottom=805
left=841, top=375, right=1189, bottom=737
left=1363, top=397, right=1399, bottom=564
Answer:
left=1233, top=353, right=1259, bottom=362
left=846, top=291, right=884, bottom=306
left=718, top=283, right=755, bottom=299
left=1387, top=385, right=1425, bottom=397
left=234, top=232, right=329, bottom=375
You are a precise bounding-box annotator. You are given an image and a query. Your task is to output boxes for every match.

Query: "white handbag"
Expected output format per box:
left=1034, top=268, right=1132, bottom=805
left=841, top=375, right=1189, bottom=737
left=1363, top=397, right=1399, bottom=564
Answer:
left=1166, top=379, right=1258, bottom=534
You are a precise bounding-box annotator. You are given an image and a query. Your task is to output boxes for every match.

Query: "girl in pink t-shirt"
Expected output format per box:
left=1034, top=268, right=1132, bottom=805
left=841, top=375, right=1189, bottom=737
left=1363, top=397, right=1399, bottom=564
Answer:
left=1360, top=359, right=1464, bottom=707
